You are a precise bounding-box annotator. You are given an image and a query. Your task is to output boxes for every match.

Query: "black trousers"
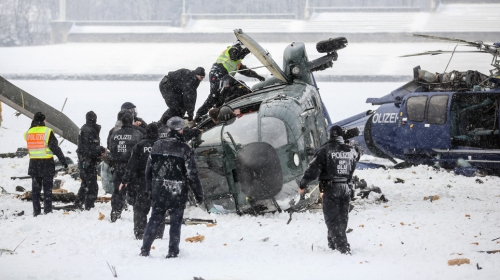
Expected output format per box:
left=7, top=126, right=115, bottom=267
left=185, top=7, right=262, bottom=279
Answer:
left=322, top=183, right=351, bottom=251
left=162, top=92, right=186, bottom=119
left=31, top=176, right=53, bottom=216
left=110, top=163, right=127, bottom=221
left=133, top=178, right=165, bottom=239
left=196, top=67, right=226, bottom=118
left=75, top=165, right=98, bottom=210
left=141, top=205, right=184, bottom=255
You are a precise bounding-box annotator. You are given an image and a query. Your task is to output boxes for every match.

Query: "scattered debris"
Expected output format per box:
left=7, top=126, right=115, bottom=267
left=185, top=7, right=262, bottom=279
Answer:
left=185, top=235, right=205, bottom=243
left=470, top=242, right=479, bottom=245
left=394, top=178, right=405, bottom=184
left=193, top=277, right=205, bottom=280
left=53, top=188, right=68, bottom=194
left=165, top=218, right=216, bottom=226
left=447, top=184, right=453, bottom=188
left=448, top=258, right=470, bottom=266
left=15, top=186, right=25, bottom=192
left=106, top=261, right=117, bottom=278
left=477, top=263, right=483, bottom=270
left=478, top=250, right=500, bottom=254
left=450, top=253, right=463, bottom=255
left=359, top=224, right=364, bottom=228
left=424, top=195, right=440, bottom=202
left=16, top=211, right=24, bottom=216
left=465, top=214, right=471, bottom=218
left=98, top=212, right=105, bottom=220
left=400, top=222, right=405, bottom=226
left=206, top=224, right=216, bottom=227
left=223, top=244, right=227, bottom=246
left=491, top=237, right=500, bottom=241
left=475, top=179, right=484, bottom=184
left=96, top=197, right=111, bottom=203
left=260, top=237, right=269, bottom=242
left=346, top=228, right=353, bottom=234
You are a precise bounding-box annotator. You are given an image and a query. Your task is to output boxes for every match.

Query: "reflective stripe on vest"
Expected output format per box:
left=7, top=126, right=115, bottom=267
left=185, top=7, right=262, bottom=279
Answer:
left=24, top=126, right=54, bottom=159
left=215, top=47, right=241, bottom=76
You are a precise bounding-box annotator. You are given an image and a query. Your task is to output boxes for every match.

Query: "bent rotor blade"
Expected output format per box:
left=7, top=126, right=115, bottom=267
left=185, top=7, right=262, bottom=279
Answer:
left=400, top=50, right=484, bottom=57
left=413, top=34, right=481, bottom=46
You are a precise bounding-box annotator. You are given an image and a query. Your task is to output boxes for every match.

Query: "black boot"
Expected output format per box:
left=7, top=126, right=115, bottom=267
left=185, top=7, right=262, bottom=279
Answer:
left=139, top=249, right=149, bottom=257
left=166, top=252, right=178, bottom=259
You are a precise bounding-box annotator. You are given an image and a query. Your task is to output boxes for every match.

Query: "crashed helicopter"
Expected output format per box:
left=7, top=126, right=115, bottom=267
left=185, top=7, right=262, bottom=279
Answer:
left=192, top=29, right=348, bottom=214
left=334, top=34, right=500, bottom=177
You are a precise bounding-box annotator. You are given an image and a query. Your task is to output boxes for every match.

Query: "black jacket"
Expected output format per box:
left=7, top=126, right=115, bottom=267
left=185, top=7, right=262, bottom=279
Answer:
left=121, top=137, right=156, bottom=185
left=145, top=132, right=203, bottom=207
left=222, top=81, right=251, bottom=103
left=299, top=138, right=360, bottom=189
left=27, top=123, right=67, bottom=177
left=77, top=120, right=105, bottom=168
left=159, top=68, right=201, bottom=119
left=107, top=120, right=145, bottom=149
left=109, top=123, right=144, bottom=164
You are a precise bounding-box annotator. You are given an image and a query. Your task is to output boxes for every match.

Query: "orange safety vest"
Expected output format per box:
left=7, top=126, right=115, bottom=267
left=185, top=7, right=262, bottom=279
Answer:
left=24, top=126, right=54, bottom=159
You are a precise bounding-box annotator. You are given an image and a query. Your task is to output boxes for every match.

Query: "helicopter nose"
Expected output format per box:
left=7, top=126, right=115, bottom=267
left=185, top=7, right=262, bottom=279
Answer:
left=236, top=142, right=283, bottom=200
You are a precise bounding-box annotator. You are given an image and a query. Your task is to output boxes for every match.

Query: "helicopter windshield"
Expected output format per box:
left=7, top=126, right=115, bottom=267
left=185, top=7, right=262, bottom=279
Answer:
left=222, top=113, right=258, bottom=149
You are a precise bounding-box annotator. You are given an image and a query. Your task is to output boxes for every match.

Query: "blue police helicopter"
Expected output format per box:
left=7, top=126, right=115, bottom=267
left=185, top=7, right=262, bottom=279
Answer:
left=333, top=34, right=500, bottom=177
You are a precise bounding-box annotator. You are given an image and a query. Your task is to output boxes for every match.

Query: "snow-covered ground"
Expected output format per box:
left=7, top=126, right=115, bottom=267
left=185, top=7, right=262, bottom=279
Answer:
left=0, top=42, right=494, bottom=78
left=1, top=80, right=500, bottom=279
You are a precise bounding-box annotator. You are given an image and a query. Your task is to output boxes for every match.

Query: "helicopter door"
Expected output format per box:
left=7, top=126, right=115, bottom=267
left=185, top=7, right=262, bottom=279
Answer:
left=404, top=94, right=451, bottom=153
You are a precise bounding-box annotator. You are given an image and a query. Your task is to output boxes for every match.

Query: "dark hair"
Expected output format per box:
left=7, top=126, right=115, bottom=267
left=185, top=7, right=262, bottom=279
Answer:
left=209, top=108, right=220, bottom=120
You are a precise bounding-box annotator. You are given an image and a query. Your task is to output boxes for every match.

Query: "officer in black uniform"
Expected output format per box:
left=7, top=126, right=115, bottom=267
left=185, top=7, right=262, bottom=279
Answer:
left=140, top=117, right=204, bottom=258
left=220, top=74, right=251, bottom=103
left=75, top=111, right=106, bottom=210
left=120, top=123, right=166, bottom=239
left=299, top=125, right=361, bottom=254
left=158, top=111, right=202, bottom=142
left=159, top=67, right=205, bottom=121
left=195, top=42, right=264, bottom=121
left=108, top=113, right=144, bottom=222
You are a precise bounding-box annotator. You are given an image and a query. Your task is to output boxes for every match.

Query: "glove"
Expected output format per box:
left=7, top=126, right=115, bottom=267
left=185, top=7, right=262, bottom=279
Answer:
left=187, top=115, right=193, bottom=122
left=63, top=163, right=68, bottom=169
left=257, top=75, right=265, bottom=82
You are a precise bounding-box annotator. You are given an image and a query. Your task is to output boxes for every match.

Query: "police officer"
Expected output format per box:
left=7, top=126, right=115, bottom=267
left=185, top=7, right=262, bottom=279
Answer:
left=108, top=112, right=144, bottom=222
left=140, top=117, right=204, bottom=258
left=119, top=123, right=166, bottom=240
left=121, top=102, right=147, bottom=132
left=24, top=112, right=68, bottom=216
left=195, top=41, right=264, bottom=121
left=299, top=125, right=360, bottom=254
left=158, top=111, right=201, bottom=142
left=75, top=111, right=106, bottom=210
left=220, top=74, right=251, bottom=103
left=159, top=67, right=205, bottom=121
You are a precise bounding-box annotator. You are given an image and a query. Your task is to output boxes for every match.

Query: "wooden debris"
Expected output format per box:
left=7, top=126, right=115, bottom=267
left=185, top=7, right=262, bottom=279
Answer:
left=465, top=214, right=471, bottom=218
left=98, top=212, right=105, bottom=220
left=424, top=195, right=440, bottom=202
left=53, top=188, right=68, bottom=194
left=63, top=212, right=69, bottom=215
left=185, top=235, right=205, bottom=243
left=470, top=242, right=479, bottom=245
left=96, top=197, right=111, bottom=203
left=359, top=224, right=364, bottom=228
left=448, top=258, right=470, bottom=266
left=400, top=222, right=405, bottom=226
left=206, top=224, right=216, bottom=227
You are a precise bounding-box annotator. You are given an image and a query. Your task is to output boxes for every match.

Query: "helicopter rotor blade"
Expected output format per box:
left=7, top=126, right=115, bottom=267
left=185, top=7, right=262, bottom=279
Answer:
left=400, top=50, right=484, bottom=57
left=412, top=34, right=481, bottom=47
